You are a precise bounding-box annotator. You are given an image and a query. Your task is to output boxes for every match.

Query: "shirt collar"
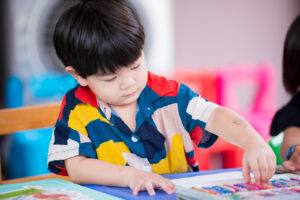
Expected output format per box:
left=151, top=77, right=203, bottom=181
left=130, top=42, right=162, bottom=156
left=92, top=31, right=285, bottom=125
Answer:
left=75, top=85, right=112, bottom=120
left=75, top=85, right=98, bottom=108
left=142, top=71, right=180, bottom=103
left=74, top=71, right=178, bottom=118
left=97, top=97, right=112, bottom=120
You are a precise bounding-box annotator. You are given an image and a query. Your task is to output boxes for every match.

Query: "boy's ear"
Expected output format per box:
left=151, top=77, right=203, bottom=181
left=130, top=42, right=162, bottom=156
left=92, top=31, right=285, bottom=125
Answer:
left=65, top=66, right=88, bottom=87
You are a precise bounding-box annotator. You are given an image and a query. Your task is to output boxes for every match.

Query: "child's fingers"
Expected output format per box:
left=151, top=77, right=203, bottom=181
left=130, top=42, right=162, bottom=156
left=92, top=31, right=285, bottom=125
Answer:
left=293, top=156, right=300, bottom=171
left=132, top=184, right=142, bottom=196
left=295, top=154, right=300, bottom=165
left=145, top=182, right=155, bottom=196
left=283, top=160, right=296, bottom=171
left=267, top=155, right=276, bottom=180
left=249, top=159, right=263, bottom=184
left=166, top=180, right=175, bottom=193
left=287, top=154, right=300, bottom=171
left=251, top=162, right=261, bottom=184
left=257, top=153, right=276, bottom=183
left=242, top=162, right=251, bottom=183
left=155, top=180, right=174, bottom=194
left=258, top=158, right=272, bottom=183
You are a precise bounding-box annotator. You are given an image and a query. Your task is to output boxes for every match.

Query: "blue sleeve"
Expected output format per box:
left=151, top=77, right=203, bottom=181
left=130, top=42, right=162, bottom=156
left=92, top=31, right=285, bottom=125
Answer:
left=177, top=84, right=219, bottom=148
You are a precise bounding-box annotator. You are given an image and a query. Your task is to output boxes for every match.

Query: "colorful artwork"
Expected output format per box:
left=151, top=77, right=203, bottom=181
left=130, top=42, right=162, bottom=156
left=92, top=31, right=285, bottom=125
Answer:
left=0, top=179, right=121, bottom=200
left=173, top=172, right=300, bottom=200
left=0, top=186, right=94, bottom=200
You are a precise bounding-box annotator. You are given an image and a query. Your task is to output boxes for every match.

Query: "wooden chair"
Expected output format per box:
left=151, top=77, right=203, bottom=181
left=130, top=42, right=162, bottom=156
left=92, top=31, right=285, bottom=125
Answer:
left=0, top=103, right=70, bottom=185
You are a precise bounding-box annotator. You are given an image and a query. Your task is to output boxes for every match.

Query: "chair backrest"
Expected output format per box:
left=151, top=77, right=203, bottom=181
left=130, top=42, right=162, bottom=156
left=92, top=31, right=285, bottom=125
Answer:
left=0, top=103, right=70, bottom=185
left=167, top=67, right=218, bottom=103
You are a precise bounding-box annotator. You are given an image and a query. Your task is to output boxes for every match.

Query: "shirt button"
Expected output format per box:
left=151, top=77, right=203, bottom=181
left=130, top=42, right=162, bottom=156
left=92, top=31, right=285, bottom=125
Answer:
left=131, top=135, right=138, bottom=142
left=146, top=107, right=151, bottom=111
left=144, top=166, right=152, bottom=172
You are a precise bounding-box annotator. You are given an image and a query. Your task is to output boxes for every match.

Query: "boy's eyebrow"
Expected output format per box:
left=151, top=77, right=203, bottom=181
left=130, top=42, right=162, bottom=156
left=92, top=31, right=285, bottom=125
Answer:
left=96, top=70, right=116, bottom=76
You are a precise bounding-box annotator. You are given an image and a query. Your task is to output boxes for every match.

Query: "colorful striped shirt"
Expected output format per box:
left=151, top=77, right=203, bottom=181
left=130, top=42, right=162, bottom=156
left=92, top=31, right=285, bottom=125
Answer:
left=47, top=71, right=219, bottom=176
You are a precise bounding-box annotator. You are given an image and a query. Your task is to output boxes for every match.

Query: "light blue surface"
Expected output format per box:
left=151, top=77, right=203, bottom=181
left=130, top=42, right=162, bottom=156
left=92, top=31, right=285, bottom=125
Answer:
left=5, top=75, right=23, bottom=108
left=28, top=72, right=75, bottom=98
left=7, top=128, right=53, bottom=179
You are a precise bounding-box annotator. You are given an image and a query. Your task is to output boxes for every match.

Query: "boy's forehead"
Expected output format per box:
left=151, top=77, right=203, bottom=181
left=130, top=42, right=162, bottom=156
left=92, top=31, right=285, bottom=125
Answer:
left=94, top=52, right=143, bottom=76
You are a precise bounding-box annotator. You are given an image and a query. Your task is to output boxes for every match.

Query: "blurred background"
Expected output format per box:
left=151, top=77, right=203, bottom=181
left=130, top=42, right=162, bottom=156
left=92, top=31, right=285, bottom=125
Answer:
left=0, top=0, right=299, bottom=179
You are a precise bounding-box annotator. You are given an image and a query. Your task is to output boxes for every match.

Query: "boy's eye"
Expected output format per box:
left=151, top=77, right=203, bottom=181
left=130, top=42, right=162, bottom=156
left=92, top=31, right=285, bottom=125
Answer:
left=131, top=64, right=140, bottom=70
left=104, top=76, right=117, bottom=82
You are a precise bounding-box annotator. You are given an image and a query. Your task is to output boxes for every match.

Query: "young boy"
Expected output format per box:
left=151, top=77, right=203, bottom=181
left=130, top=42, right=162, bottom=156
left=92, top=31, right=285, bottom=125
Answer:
left=48, top=0, right=276, bottom=196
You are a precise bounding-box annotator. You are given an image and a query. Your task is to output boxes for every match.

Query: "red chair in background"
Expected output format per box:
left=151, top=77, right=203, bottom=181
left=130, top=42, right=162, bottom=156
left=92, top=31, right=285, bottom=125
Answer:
left=168, top=67, right=218, bottom=103
left=194, top=138, right=244, bottom=170
left=169, top=67, right=243, bottom=170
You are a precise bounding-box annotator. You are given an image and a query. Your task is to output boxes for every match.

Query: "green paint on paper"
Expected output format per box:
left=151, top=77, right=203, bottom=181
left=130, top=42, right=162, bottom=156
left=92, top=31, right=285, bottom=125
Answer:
left=0, top=188, right=43, bottom=199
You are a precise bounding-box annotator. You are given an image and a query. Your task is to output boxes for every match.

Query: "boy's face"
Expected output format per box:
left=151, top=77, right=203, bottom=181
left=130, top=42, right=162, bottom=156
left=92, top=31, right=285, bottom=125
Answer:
left=69, top=51, right=148, bottom=107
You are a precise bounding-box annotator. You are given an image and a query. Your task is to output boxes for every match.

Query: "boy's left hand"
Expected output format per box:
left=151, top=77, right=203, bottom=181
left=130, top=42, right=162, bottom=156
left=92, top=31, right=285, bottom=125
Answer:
left=242, top=140, right=276, bottom=184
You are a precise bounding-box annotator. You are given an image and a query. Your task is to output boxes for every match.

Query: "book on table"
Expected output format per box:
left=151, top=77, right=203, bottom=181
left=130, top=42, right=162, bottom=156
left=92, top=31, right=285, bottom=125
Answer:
left=0, top=178, right=122, bottom=200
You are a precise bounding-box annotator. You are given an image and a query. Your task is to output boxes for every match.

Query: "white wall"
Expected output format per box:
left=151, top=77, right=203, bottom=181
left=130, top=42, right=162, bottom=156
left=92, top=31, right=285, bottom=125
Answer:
left=174, top=0, right=300, bottom=108
left=137, top=0, right=173, bottom=75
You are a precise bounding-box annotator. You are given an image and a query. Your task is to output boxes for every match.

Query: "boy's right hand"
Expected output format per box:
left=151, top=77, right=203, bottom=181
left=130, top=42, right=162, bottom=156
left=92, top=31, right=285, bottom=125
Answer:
left=242, top=139, right=276, bottom=184
left=126, top=168, right=175, bottom=196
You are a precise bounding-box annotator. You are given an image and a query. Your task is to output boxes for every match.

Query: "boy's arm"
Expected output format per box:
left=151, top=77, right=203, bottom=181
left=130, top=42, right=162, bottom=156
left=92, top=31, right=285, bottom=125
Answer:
left=65, top=155, right=174, bottom=196
left=205, top=106, right=276, bottom=183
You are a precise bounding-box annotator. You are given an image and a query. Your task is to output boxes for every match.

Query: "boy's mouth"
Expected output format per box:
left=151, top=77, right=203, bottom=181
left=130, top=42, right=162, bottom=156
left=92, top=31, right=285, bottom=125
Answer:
left=123, top=90, right=137, bottom=98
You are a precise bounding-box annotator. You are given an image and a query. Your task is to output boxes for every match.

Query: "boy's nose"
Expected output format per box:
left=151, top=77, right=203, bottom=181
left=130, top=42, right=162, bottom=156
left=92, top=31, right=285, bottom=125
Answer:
left=120, top=77, right=135, bottom=90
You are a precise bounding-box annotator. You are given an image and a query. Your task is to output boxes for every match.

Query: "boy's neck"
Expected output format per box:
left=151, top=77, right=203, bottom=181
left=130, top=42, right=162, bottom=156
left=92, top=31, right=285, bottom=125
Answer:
left=111, top=100, right=138, bottom=133
left=110, top=99, right=137, bottom=111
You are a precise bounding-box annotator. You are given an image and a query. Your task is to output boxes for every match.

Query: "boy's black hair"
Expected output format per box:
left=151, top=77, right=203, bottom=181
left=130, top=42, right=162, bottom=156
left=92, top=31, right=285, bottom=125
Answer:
left=283, top=14, right=300, bottom=95
left=53, top=0, right=145, bottom=78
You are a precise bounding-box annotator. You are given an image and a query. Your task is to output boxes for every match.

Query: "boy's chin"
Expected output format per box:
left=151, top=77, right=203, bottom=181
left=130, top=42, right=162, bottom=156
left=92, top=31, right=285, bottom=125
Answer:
left=117, top=99, right=138, bottom=107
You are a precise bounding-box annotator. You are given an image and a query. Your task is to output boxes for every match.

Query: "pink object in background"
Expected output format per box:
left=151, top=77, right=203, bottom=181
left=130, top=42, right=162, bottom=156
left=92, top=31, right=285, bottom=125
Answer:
left=216, top=62, right=277, bottom=141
